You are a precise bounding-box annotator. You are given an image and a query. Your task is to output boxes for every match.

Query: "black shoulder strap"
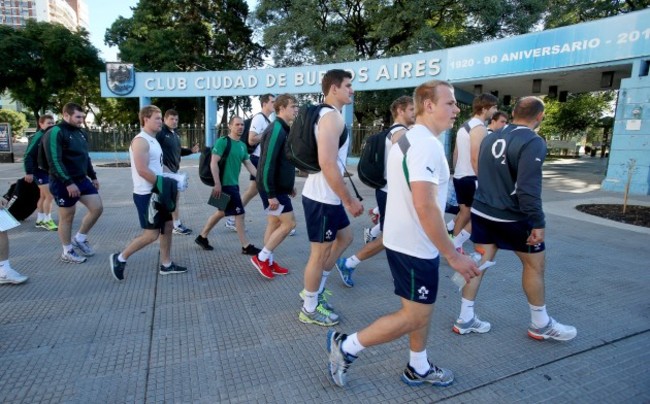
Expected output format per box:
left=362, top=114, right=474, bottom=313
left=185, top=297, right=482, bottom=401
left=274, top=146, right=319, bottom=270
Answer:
left=222, top=136, right=232, bottom=162
left=462, top=121, right=472, bottom=134
left=387, top=124, right=407, bottom=140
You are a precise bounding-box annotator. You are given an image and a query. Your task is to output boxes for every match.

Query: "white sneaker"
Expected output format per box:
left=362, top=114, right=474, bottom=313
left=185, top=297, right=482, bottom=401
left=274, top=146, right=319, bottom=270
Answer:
left=289, top=228, right=296, bottom=237
left=0, top=266, right=28, bottom=284
left=71, top=238, right=95, bottom=257
left=528, top=318, right=577, bottom=341
left=224, top=218, right=236, bottom=231
left=61, top=249, right=87, bottom=264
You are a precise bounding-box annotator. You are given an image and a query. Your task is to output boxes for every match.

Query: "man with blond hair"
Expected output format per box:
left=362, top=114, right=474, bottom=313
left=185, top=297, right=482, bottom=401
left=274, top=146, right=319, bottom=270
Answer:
left=327, top=80, right=479, bottom=388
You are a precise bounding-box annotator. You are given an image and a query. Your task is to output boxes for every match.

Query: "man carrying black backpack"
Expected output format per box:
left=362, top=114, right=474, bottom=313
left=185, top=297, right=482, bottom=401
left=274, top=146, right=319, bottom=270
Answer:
left=336, top=95, right=414, bottom=287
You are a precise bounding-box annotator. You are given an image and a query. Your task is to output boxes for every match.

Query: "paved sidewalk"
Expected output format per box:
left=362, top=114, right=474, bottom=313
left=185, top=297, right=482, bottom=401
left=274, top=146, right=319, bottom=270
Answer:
left=0, top=155, right=649, bottom=403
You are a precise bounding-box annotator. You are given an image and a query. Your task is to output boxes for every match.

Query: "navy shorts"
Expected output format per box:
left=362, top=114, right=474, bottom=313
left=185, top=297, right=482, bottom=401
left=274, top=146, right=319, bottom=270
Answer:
left=302, top=196, right=350, bottom=243
left=375, top=189, right=387, bottom=231
left=33, top=168, right=49, bottom=185
left=133, top=193, right=172, bottom=230
left=222, top=185, right=245, bottom=216
left=259, top=190, right=294, bottom=213
left=386, top=248, right=439, bottom=305
left=249, top=155, right=259, bottom=181
left=471, top=213, right=545, bottom=253
left=453, top=176, right=478, bottom=206
left=50, top=177, right=98, bottom=208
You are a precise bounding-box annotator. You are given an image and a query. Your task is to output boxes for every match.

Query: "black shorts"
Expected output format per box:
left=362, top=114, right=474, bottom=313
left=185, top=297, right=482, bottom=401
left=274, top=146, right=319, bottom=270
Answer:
left=375, top=189, right=387, bottom=231
left=134, top=193, right=172, bottom=230
left=386, top=248, right=439, bottom=305
left=50, top=177, right=98, bottom=208
left=221, top=185, right=245, bottom=216
left=453, top=176, right=477, bottom=206
left=33, top=169, right=49, bottom=185
left=471, top=213, right=545, bottom=253
left=259, top=190, right=294, bottom=213
left=249, top=155, right=259, bottom=181
left=302, top=196, right=350, bottom=243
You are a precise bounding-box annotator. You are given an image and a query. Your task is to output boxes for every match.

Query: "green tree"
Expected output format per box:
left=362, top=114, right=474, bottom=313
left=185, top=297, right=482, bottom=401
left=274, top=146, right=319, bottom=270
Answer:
left=544, top=0, right=649, bottom=29
left=254, top=0, right=547, bottom=124
left=0, top=21, right=103, bottom=121
left=105, top=0, right=265, bottom=125
left=539, top=92, right=615, bottom=141
left=0, top=109, right=29, bottom=137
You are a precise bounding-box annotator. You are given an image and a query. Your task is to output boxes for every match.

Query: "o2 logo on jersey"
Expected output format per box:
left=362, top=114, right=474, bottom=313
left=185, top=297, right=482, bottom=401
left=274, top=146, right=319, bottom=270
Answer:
left=491, top=139, right=507, bottom=165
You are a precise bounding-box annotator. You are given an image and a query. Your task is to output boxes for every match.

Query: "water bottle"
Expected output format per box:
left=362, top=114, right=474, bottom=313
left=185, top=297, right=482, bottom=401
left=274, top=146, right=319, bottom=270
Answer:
left=451, top=255, right=496, bottom=290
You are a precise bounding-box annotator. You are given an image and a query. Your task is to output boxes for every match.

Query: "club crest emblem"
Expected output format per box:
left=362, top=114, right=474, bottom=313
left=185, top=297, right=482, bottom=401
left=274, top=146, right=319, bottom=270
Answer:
left=106, top=63, right=135, bottom=95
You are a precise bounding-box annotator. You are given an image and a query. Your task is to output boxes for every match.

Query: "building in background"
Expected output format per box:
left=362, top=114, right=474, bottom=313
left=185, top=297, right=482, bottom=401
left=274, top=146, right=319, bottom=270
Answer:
left=0, top=0, right=88, bottom=112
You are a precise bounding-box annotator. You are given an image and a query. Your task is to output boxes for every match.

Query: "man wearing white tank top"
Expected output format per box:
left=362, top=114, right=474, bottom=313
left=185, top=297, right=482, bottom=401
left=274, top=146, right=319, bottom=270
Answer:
left=109, top=105, right=188, bottom=281
left=298, top=69, right=364, bottom=327
left=451, top=93, right=498, bottom=252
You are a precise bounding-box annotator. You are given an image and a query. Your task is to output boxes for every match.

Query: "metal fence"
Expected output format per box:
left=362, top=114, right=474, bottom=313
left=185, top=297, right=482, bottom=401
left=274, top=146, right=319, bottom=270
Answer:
left=86, top=124, right=385, bottom=156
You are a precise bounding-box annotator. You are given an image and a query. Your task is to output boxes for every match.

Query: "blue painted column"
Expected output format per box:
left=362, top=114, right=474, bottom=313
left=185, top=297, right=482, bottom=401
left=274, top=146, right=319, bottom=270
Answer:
left=602, top=59, right=650, bottom=195
left=343, top=95, right=354, bottom=156
left=205, top=96, right=218, bottom=147
left=138, top=97, right=151, bottom=109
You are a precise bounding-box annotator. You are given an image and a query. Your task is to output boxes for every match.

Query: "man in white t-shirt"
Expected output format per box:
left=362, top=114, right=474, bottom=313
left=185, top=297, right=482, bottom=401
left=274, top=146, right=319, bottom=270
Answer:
left=298, top=69, right=364, bottom=327
left=109, top=105, right=188, bottom=281
left=326, top=80, right=480, bottom=388
left=225, top=94, right=275, bottom=231
left=450, top=93, right=497, bottom=252
left=335, top=95, right=415, bottom=287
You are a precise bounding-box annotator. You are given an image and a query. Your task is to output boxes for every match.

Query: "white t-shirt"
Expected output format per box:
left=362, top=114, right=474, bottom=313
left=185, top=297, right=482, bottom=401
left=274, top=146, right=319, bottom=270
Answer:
left=454, top=117, right=483, bottom=179
left=380, top=124, right=408, bottom=193
left=251, top=113, right=272, bottom=157
left=383, top=124, right=450, bottom=259
left=302, top=107, right=350, bottom=205
left=130, top=131, right=163, bottom=195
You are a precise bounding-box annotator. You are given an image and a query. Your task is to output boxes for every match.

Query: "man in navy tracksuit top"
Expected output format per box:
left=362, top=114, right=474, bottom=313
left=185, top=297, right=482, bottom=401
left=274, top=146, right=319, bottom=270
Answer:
left=452, top=96, right=577, bottom=341
left=42, top=102, right=103, bottom=264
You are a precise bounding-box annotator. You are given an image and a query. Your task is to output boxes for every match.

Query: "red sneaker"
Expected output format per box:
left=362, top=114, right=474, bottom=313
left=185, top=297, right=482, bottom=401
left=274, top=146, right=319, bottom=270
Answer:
left=251, top=256, right=274, bottom=279
left=270, top=261, right=289, bottom=275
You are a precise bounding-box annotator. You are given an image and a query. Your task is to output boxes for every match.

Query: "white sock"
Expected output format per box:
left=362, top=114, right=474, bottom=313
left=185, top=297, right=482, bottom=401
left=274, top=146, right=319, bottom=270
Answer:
left=302, top=289, right=318, bottom=312
left=117, top=253, right=127, bottom=263
left=453, top=230, right=471, bottom=249
left=341, top=332, right=365, bottom=357
left=459, top=298, right=475, bottom=322
left=318, top=271, right=330, bottom=294
left=258, top=247, right=271, bottom=262
left=45, top=213, right=52, bottom=221
left=409, top=350, right=430, bottom=375
left=269, top=253, right=274, bottom=265
left=530, top=304, right=550, bottom=328
left=173, top=220, right=181, bottom=228
left=63, top=245, right=73, bottom=254
left=345, top=255, right=361, bottom=269
left=370, top=224, right=381, bottom=238
left=37, top=212, right=45, bottom=222
left=446, top=219, right=455, bottom=232
left=75, top=233, right=87, bottom=243
left=372, top=207, right=379, bottom=215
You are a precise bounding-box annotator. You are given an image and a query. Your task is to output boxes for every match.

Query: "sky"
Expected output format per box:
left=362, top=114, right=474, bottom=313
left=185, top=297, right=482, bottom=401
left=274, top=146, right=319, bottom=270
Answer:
left=87, top=0, right=258, bottom=62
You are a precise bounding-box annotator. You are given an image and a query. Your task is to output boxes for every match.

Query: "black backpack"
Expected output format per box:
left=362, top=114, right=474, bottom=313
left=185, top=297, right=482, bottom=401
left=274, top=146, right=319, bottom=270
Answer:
left=3, top=178, right=40, bottom=221
left=284, top=104, right=347, bottom=174
left=357, top=124, right=407, bottom=189
left=198, top=137, right=232, bottom=186
left=241, top=113, right=270, bottom=154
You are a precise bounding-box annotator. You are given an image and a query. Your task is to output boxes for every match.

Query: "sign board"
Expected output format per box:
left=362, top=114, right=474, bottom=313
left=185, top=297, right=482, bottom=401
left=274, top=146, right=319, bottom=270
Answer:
left=100, top=9, right=650, bottom=98
left=0, top=123, right=12, bottom=153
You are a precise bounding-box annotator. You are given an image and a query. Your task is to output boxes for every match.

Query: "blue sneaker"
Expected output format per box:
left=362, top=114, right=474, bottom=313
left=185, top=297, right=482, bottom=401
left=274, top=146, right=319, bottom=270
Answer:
left=327, top=330, right=357, bottom=387
left=335, top=258, right=355, bottom=288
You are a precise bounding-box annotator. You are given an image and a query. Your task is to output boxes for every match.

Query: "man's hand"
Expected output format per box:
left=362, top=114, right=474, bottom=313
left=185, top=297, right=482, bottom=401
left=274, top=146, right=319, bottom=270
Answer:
left=191, top=143, right=200, bottom=153
left=527, top=228, right=545, bottom=245
left=448, top=253, right=481, bottom=284
left=67, top=183, right=80, bottom=198
left=24, top=174, right=34, bottom=183
left=92, top=179, right=100, bottom=190
left=0, top=196, right=8, bottom=209
left=268, top=197, right=280, bottom=211
left=211, top=184, right=222, bottom=198
left=290, top=188, right=297, bottom=198
left=344, top=198, right=364, bottom=217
